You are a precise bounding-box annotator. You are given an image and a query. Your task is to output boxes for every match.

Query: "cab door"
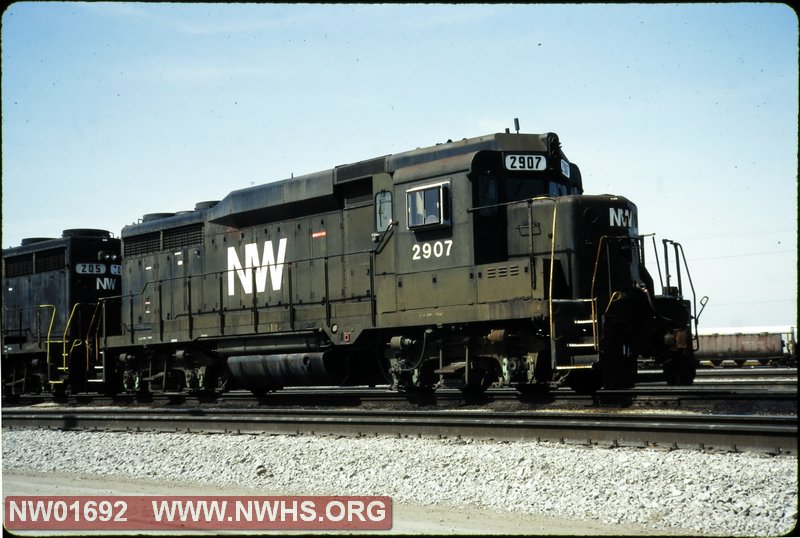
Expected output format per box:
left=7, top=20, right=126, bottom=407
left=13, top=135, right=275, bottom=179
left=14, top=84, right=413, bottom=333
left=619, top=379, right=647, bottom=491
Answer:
left=371, top=173, right=397, bottom=317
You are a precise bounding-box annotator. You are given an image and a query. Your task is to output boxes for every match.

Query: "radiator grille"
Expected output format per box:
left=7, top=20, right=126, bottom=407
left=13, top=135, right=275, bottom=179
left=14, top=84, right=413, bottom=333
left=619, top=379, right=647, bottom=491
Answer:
left=163, top=224, right=204, bottom=250
left=4, top=254, right=34, bottom=277
left=124, top=233, right=160, bottom=257
left=35, top=248, right=66, bottom=273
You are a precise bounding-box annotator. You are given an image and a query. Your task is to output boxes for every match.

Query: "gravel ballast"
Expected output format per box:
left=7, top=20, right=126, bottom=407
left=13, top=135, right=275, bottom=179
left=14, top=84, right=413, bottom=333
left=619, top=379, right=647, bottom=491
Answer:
left=2, top=428, right=797, bottom=536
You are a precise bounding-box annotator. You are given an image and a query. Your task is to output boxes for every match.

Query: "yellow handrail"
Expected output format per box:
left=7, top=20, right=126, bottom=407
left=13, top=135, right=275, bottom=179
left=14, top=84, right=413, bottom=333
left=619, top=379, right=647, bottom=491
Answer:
left=541, top=198, right=601, bottom=358
left=548, top=200, right=558, bottom=346
left=525, top=196, right=585, bottom=364
left=62, top=303, right=84, bottom=371
left=39, top=304, right=57, bottom=372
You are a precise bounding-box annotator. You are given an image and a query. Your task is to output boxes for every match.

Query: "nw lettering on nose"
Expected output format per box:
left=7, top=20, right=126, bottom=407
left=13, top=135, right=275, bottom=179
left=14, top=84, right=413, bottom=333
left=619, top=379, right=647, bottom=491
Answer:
left=227, top=238, right=288, bottom=295
left=609, top=207, right=631, bottom=227
left=97, top=277, right=117, bottom=290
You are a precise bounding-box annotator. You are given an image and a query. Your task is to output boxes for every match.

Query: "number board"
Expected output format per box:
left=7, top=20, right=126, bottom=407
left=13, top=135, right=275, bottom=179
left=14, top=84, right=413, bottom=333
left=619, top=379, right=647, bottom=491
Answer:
left=76, top=263, right=106, bottom=274
left=504, top=154, right=547, bottom=171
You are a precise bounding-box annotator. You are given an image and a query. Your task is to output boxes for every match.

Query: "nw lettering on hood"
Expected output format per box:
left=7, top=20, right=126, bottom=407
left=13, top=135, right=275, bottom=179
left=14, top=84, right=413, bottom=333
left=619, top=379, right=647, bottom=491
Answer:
left=227, top=239, right=288, bottom=295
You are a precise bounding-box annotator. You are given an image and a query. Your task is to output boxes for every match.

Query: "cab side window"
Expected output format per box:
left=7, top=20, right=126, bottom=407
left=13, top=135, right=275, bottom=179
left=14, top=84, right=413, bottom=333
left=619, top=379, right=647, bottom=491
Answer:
left=406, top=182, right=450, bottom=229
left=375, top=191, right=393, bottom=232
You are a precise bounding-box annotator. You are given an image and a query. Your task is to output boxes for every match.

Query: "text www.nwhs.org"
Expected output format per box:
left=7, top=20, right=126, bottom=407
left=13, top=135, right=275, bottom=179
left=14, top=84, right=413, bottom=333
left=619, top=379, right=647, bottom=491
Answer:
left=5, top=495, right=392, bottom=531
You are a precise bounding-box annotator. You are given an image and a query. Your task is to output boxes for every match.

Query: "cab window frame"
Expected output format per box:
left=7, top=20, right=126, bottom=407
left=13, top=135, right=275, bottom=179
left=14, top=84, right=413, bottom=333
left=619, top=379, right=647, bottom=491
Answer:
left=406, top=180, right=451, bottom=230
left=374, top=190, right=393, bottom=232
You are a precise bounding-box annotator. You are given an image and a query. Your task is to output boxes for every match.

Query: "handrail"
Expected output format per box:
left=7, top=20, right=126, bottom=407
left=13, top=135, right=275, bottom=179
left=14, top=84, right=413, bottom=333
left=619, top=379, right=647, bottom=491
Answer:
left=590, top=234, right=635, bottom=308
left=371, top=220, right=396, bottom=255
left=38, top=304, right=57, bottom=373
left=84, top=302, right=104, bottom=372
left=61, top=303, right=85, bottom=370
left=672, top=241, right=709, bottom=349
left=547, top=200, right=558, bottom=349
left=639, top=237, right=708, bottom=351
left=588, top=235, right=629, bottom=351
left=650, top=235, right=664, bottom=290
left=479, top=195, right=600, bottom=362
left=508, top=195, right=569, bottom=365
left=589, top=235, right=609, bottom=305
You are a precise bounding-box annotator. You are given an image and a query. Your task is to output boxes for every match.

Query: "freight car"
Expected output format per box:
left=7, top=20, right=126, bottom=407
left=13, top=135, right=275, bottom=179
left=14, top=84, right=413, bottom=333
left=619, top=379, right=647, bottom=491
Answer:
left=2, top=130, right=701, bottom=397
left=1, top=230, right=121, bottom=395
left=696, top=327, right=797, bottom=367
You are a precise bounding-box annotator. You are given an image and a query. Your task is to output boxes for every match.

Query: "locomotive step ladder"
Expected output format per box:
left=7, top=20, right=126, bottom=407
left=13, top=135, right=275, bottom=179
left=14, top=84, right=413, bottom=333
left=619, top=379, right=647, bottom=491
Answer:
left=87, top=364, right=106, bottom=384
left=85, top=302, right=107, bottom=384
left=40, top=303, right=90, bottom=387
left=44, top=340, right=68, bottom=385
left=433, top=361, right=466, bottom=375
left=550, top=298, right=599, bottom=367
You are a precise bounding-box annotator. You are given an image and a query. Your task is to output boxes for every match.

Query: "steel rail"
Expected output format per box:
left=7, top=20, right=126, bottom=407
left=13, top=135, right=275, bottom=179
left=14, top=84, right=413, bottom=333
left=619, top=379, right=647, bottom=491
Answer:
left=3, top=406, right=795, bottom=455
left=3, top=382, right=796, bottom=411
left=2, top=367, right=793, bottom=407
left=694, top=367, right=797, bottom=377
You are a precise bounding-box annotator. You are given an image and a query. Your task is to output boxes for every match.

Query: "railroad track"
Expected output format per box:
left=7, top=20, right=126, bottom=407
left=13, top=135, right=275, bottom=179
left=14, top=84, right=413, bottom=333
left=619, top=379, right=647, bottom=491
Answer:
left=695, top=367, right=797, bottom=376
left=3, top=366, right=794, bottom=407
left=3, top=385, right=796, bottom=411
left=4, top=380, right=796, bottom=411
left=3, top=368, right=794, bottom=442
left=2, top=405, right=795, bottom=456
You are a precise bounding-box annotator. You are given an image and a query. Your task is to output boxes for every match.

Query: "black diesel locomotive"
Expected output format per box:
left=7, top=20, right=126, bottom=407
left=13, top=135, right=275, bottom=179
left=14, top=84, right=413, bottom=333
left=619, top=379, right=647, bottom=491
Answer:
left=2, top=131, right=701, bottom=397
left=2, top=230, right=121, bottom=395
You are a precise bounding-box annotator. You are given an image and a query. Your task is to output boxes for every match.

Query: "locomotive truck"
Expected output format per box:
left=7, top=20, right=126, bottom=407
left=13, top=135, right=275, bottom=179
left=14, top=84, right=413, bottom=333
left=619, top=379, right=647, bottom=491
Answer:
left=2, top=130, right=701, bottom=397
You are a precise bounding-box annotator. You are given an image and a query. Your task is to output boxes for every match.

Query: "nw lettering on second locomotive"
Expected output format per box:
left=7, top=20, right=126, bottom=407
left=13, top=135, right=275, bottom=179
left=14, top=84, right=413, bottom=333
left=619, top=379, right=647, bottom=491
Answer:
left=97, top=277, right=117, bottom=290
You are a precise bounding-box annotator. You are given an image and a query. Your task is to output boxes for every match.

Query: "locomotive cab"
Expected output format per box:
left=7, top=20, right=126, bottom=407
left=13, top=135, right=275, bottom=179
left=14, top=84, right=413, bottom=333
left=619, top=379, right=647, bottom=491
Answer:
left=385, top=133, right=698, bottom=393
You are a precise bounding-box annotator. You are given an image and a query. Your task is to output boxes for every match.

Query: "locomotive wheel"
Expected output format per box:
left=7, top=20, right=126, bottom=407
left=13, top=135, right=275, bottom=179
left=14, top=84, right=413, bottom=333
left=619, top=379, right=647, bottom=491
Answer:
left=663, top=350, right=696, bottom=385
left=597, top=328, right=637, bottom=390
left=602, top=354, right=637, bottom=390
left=566, top=367, right=603, bottom=394
left=102, top=381, right=121, bottom=397
left=459, top=357, right=498, bottom=395
left=515, top=383, right=551, bottom=397
left=199, top=366, right=228, bottom=393
left=395, top=359, right=437, bottom=394
left=398, top=384, right=435, bottom=396
left=459, top=382, right=489, bottom=396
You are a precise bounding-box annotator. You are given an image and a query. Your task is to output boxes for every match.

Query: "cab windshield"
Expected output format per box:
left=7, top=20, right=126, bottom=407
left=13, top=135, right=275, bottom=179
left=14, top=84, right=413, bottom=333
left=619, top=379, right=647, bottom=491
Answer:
left=479, top=175, right=568, bottom=212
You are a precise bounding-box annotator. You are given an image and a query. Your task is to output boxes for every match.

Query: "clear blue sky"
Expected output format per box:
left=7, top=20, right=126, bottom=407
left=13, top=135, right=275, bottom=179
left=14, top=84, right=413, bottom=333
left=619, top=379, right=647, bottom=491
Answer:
left=2, top=3, right=797, bottom=329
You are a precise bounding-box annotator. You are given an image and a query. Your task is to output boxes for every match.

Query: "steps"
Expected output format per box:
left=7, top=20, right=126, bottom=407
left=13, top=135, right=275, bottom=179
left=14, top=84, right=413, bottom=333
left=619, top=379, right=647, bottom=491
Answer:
left=550, top=299, right=598, bottom=367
